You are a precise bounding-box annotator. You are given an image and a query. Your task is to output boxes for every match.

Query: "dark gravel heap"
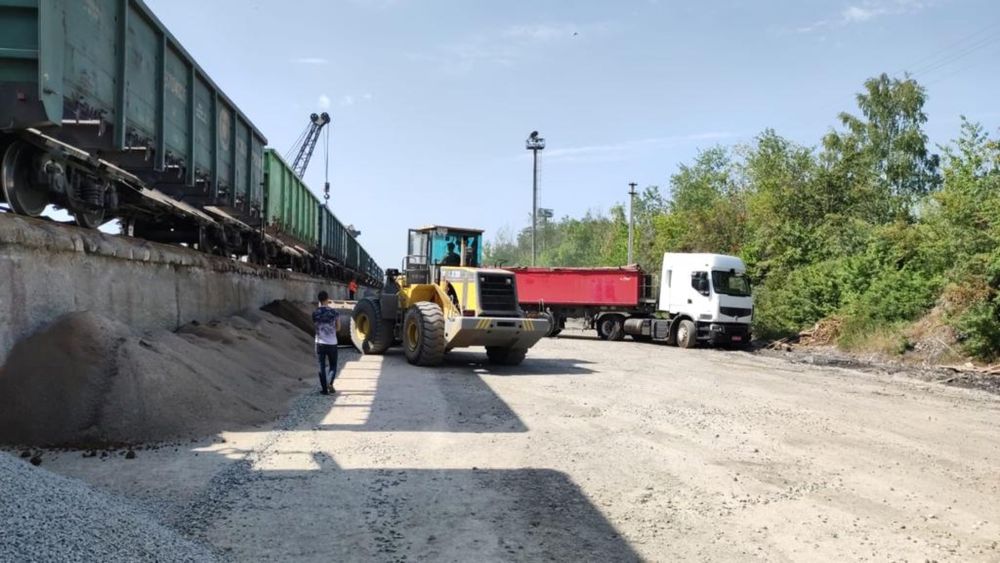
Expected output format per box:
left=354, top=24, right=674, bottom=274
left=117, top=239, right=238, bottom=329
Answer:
left=0, top=452, right=215, bottom=562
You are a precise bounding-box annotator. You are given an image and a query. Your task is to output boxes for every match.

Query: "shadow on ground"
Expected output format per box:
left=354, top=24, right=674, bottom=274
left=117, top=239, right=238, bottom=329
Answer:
left=320, top=349, right=530, bottom=433
left=207, top=465, right=641, bottom=562
left=317, top=347, right=596, bottom=433
left=441, top=349, right=597, bottom=376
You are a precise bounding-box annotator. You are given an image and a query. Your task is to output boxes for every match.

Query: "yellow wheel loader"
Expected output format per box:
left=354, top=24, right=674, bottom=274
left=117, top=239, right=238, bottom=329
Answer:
left=350, top=226, right=549, bottom=366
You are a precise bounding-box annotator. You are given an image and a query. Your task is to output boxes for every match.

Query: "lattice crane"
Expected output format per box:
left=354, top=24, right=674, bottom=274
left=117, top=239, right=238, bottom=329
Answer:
left=285, top=112, right=331, bottom=180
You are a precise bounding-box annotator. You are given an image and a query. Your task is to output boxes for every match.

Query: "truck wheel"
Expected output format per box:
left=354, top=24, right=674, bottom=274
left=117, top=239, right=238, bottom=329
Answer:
left=541, top=311, right=557, bottom=337
left=352, top=298, right=394, bottom=354
left=597, top=315, right=625, bottom=341
left=403, top=302, right=445, bottom=366
left=486, top=346, right=527, bottom=366
left=676, top=319, right=697, bottom=349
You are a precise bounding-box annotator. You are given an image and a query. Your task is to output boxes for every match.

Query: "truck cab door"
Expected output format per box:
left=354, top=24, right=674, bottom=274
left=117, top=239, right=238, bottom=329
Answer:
left=687, top=271, right=712, bottom=312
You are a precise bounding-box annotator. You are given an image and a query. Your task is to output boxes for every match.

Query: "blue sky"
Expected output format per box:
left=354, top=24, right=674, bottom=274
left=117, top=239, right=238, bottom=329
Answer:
left=146, top=0, right=1000, bottom=270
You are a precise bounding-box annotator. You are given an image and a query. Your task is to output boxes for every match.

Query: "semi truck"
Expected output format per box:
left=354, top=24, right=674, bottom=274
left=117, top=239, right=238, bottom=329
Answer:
left=511, top=253, right=753, bottom=348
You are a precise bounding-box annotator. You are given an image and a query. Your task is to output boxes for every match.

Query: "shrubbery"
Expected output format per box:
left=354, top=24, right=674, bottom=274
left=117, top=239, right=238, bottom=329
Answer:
left=486, top=75, right=1000, bottom=362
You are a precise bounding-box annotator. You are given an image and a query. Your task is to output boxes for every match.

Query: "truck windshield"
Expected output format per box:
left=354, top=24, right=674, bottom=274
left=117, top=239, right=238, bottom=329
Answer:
left=711, top=271, right=751, bottom=296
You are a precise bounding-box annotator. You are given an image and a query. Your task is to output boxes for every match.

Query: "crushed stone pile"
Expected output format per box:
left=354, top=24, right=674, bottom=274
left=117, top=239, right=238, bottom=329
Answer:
left=0, top=452, right=215, bottom=562
left=0, top=310, right=316, bottom=447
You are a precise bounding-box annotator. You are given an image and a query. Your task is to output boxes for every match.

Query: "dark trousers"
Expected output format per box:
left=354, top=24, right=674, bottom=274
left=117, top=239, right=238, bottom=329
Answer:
left=316, top=343, right=338, bottom=391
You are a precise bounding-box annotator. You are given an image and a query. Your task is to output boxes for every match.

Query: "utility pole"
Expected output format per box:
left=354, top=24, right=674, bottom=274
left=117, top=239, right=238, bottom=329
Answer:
left=627, top=182, right=637, bottom=265
left=526, top=131, right=545, bottom=266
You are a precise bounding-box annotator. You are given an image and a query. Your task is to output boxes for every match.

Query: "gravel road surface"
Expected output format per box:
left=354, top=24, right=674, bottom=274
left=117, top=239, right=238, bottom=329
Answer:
left=18, top=330, right=1000, bottom=561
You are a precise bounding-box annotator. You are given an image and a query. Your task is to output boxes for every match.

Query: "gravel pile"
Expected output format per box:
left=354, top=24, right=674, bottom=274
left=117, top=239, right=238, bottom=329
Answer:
left=0, top=452, right=215, bottom=562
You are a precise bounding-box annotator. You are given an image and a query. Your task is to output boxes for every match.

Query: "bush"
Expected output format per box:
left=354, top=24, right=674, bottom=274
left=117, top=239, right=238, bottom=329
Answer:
left=956, top=299, right=1000, bottom=362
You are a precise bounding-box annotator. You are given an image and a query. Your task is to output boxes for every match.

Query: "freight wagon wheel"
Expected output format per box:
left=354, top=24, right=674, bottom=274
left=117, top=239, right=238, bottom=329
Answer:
left=676, top=319, right=697, bottom=349
left=1, top=141, right=48, bottom=217
left=597, top=315, right=625, bottom=341
left=72, top=191, right=107, bottom=229
left=403, top=302, right=445, bottom=366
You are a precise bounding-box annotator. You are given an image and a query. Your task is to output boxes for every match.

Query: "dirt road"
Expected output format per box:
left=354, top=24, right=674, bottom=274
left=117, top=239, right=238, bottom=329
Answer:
left=34, top=329, right=1000, bottom=561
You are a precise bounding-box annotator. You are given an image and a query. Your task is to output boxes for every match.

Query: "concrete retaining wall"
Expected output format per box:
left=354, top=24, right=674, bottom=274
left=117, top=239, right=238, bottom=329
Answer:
left=0, top=214, right=350, bottom=365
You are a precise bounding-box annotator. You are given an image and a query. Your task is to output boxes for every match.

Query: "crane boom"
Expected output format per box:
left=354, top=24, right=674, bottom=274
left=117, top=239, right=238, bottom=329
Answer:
left=289, top=112, right=331, bottom=178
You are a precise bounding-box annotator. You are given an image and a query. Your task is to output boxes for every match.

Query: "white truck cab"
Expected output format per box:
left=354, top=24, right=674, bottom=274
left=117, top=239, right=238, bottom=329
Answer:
left=660, top=253, right=752, bottom=346
left=622, top=252, right=753, bottom=348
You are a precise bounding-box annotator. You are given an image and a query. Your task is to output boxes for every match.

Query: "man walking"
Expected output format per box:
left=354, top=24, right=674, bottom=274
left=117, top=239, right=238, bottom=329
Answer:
left=313, top=291, right=340, bottom=395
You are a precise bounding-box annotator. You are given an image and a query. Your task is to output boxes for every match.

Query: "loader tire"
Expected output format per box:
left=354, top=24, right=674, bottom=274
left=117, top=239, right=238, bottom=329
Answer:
left=403, top=302, right=446, bottom=366
left=486, top=346, right=528, bottom=366
left=352, top=298, right=394, bottom=354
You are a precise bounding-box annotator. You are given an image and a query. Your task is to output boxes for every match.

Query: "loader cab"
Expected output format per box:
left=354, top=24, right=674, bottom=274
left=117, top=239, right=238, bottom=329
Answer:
left=404, top=226, right=484, bottom=284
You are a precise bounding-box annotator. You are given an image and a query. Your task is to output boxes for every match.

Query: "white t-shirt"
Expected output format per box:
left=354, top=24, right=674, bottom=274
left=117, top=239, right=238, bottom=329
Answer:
left=312, top=304, right=339, bottom=345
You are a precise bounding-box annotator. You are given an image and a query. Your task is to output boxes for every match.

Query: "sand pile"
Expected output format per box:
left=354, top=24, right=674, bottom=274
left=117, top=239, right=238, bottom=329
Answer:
left=263, top=299, right=354, bottom=343
left=261, top=299, right=315, bottom=337
left=0, top=310, right=317, bottom=447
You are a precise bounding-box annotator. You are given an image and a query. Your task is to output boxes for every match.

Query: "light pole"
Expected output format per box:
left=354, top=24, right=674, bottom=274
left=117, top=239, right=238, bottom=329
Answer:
left=627, top=182, right=637, bottom=265
left=526, top=131, right=545, bottom=266
left=539, top=207, right=553, bottom=255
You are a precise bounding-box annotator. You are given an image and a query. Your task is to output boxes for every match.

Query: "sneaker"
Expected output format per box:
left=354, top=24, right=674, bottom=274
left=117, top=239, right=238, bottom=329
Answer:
left=320, top=389, right=329, bottom=395
left=329, top=386, right=336, bottom=394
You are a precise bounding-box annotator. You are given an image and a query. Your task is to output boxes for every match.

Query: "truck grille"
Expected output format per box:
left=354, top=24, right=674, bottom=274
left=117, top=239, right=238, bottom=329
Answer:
left=478, top=274, right=518, bottom=315
left=720, top=306, right=752, bottom=318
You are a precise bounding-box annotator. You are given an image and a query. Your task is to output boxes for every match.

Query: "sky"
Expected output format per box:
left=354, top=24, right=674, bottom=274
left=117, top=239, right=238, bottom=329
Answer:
left=144, top=0, right=1000, bottom=270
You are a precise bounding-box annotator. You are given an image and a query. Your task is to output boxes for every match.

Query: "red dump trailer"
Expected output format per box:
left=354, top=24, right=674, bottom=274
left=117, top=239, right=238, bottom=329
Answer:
left=510, top=266, right=657, bottom=339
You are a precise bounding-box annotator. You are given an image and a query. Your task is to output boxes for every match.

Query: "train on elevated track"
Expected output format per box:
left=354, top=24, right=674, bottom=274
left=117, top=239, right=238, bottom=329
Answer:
left=0, top=0, right=382, bottom=286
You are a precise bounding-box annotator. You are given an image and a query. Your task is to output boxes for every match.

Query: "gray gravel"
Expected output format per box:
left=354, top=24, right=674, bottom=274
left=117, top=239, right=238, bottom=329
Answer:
left=0, top=452, right=215, bottom=562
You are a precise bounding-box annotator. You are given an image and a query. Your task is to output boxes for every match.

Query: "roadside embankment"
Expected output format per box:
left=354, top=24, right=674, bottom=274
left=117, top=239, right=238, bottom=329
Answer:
left=0, top=213, right=347, bottom=366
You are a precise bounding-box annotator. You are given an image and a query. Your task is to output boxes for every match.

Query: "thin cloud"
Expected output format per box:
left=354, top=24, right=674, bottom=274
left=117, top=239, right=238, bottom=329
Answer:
left=291, top=57, right=329, bottom=65
left=537, top=132, right=739, bottom=163
left=842, top=5, right=883, bottom=22
left=340, top=95, right=355, bottom=107
left=794, top=0, right=931, bottom=34
left=411, top=21, right=612, bottom=73
left=317, top=94, right=331, bottom=109
left=502, top=23, right=583, bottom=41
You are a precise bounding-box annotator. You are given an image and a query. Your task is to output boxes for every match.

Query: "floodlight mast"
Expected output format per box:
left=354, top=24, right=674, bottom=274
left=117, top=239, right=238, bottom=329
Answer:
left=628, top=182, right=637, bottom=265
left=526, top=131, right=546, bottom=266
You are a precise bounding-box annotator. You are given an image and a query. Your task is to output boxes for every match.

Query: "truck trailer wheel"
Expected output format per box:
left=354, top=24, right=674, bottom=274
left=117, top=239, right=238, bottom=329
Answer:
left=676, top=319, right=697, bottom=349
left=486, top=346, right=527, bottom=366
left=541, top=311, right=558, bottom=337
left=352, top=298, right=394, bottom=354
left=403, top=302, right=446, bottom=366
left=597, top=315, right=625, bottom=341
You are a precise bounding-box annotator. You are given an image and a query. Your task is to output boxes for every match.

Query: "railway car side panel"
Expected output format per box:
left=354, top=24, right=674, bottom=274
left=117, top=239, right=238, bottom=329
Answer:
left=163, top=45, right=190, bottom=164
left=63, top=0, right=117, bottom=124
left=124, top=8, right=157, bottom=145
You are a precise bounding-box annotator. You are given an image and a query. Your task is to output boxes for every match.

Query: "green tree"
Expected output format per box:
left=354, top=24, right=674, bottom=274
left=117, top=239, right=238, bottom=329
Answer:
left=821, top=73, right=940, bottom=222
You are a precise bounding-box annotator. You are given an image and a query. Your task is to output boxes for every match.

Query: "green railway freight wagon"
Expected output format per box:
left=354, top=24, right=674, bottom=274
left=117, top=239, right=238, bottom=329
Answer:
left=263, top=148, right=383, bottom=286
left=263, top=149, right=318, bottom=248
left=0, top=0, right=266, bottom=229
